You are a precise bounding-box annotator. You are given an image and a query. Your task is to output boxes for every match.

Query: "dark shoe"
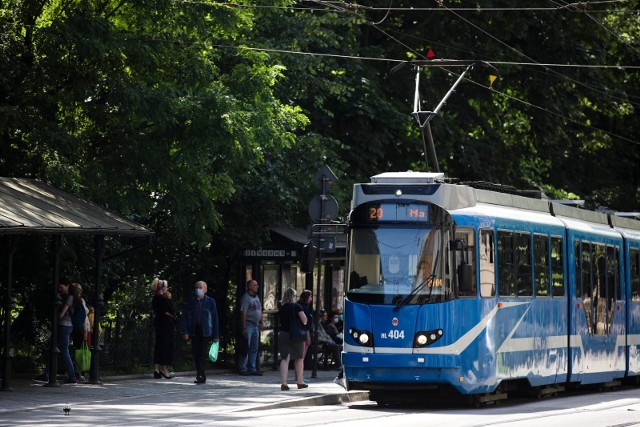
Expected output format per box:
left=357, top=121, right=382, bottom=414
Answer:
left=33, top=374, right=48, bottom=382
left=250, top=371, right=263, bottom=376
left=64, top=378, right=77, bottom=384
left=153, top=371, right=161, bottom=379
left=281, top=384, right=290, bottom=391
left=194, top=377, right=206, bottom=384
left=239, top=371, right=250, bottom=376
left=297, top=383, right=309, bottom=389
left=160, top=372, right=174, bottom=379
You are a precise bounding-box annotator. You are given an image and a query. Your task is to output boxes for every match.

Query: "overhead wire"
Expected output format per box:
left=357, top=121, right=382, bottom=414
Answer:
left=373, top=23, right=640, bottom=105
left=298, top=0, right=635, bottom=12
left=304, top=0, right=640, bottom=149
left=549, top=0, right=640, bottom=57
left=434, top=2, right=640, bottom=109
left=302, top=0, right=639, bottom=146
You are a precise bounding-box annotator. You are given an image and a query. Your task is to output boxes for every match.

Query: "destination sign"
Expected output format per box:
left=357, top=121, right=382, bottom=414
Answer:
left=352, top=202, right=431, bottom=223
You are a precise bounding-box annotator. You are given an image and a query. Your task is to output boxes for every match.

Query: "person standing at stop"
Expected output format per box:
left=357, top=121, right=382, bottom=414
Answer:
left=239, top=279, right=263, bottom=376
left=182, top=280, right=219, bottom=384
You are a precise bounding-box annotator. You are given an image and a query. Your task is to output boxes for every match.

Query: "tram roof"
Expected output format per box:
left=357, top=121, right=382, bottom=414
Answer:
left=359, top=172, right=640, bottom=234
left=370, top=171, right=445, bottom=184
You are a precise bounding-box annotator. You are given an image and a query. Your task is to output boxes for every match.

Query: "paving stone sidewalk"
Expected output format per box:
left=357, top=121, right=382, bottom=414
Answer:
left=0, top=368, right=369, bottom=426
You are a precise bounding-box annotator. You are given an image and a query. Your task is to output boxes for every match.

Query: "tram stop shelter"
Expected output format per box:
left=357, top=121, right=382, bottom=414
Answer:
left=0, top=177, right=153, bottom=390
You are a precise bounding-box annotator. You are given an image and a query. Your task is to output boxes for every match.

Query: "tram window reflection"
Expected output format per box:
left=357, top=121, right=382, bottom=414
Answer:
left=455, top=228, right=476, bottom=297
left=534, top=234, right=550, bottom=297
left=515, top=232, right=532, bottom=297
left=479, top=229, right=495, bottom=298
left=497, top=230, right=515, bottom=297
left=550, top=236, right=564, bottom=297
left=631, top=248, right=640, bottom=301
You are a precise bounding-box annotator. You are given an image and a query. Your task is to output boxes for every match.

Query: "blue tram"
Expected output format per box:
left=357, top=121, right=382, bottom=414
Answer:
left=342, top=171, right=640, bottom=404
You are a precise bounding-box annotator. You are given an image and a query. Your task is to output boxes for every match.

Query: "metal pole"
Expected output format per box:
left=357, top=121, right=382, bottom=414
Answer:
left=45, top=235, right=62, bottom=387
left=89, top=235, right=104, bottom=383
left=424, top=122, right=440, bottom=173
left=1, top=236, right=16, bottom=391
left=311, top=179, right=327, bottom=379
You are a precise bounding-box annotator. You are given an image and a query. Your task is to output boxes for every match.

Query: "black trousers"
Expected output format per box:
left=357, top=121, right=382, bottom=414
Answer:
left=191, top=328, right=209, bottom=380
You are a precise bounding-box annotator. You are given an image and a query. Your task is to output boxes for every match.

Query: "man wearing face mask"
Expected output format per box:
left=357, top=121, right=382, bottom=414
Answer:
left=181, top=281, right=220, bottom=384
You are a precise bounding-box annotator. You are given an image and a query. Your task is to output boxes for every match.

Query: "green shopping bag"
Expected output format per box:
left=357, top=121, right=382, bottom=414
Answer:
left=75, top=341, right=91, bottom=372
left=208, top=341, right=219, bottom=363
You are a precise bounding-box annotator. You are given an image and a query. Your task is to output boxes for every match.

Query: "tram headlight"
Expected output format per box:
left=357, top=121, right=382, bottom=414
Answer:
left=415, top=334, right=428, bottom=346
left=349, top=328, right=373, bottom=347
left=414, top=329, right=443, bottom=347
left=358, top=332, right=370, bottom=345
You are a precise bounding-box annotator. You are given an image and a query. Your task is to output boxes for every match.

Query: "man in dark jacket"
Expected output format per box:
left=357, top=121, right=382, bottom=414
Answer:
left=182, top=281, right=220, bottom=384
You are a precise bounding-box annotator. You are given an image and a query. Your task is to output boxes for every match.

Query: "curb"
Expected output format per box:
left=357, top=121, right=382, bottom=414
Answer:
left=243, top=391, right=371, bottom=411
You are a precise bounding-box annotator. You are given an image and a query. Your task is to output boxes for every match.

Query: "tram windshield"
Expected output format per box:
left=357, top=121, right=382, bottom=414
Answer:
left=347, top=225, right=453, bottom=305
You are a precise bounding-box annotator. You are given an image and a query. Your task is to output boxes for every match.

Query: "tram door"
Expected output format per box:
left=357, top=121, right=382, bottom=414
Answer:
left=568, top=236, right=626, bottom=384
left=627, top=245, right=640, bottom=376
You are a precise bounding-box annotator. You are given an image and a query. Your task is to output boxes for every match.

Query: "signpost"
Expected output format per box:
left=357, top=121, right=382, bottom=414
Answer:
left=307, top=165, right=338, bottom=378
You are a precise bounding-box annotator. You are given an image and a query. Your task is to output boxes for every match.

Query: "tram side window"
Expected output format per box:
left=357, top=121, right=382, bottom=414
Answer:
left=455, top=228, right=477, bottom=297
left=515, top=232, right=532, bottom=297
left=577, top=240, right=612, bottom=336
left=606, top=246, right=619, bottom=302
left=593, top=244, right=607, bottom=335
left=480, top=229, right=495, bottom=298
left=631, top=248, right=640, bottom=301
left=604, top=245, right=619, bottom=334
left=534, top=234, right=550, bottom=297
left=550, top=236, right=564, bottom=297
left=497, top=231, right=515, bottom=297
left=580, top=242, right=594, bottom=332
left=574, top=240, right=582, bottom=299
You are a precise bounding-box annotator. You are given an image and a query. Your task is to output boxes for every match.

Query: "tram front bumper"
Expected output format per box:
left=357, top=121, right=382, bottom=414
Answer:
left=343, top=351, right=461, bottom=386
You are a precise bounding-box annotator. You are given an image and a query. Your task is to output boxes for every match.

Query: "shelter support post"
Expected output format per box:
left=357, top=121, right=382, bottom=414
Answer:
left=45, top=235, right=62, bottom=387
left=1, top=236, right=16, bottom=391
left=89, top=235, right=104, bottom=384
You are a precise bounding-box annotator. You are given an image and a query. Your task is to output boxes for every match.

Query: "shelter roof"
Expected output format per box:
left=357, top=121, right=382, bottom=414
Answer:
left=0, top=177, right=153, bottom=236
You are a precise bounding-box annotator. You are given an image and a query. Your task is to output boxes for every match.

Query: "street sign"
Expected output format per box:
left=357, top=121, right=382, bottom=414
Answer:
left=308, top=195, right=339, bottom=222
left=313, top=164, right=338, bottom=191
left=312, top=236, right=336, bottom=254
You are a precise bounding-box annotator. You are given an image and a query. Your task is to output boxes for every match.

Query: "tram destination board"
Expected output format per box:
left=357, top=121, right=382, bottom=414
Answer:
left=351, top=202, right=431, bottom=223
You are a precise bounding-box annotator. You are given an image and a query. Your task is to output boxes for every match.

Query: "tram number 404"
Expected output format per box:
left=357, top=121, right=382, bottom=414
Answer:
left=381, top=330, right=405, bottom=339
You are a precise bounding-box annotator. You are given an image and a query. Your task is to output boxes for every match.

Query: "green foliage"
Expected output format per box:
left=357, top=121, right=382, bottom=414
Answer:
left=0, top=0, right=639, bottom=374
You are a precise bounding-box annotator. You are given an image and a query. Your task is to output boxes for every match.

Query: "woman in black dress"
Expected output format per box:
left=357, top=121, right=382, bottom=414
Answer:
left=151, top=278, right=175, bottom=379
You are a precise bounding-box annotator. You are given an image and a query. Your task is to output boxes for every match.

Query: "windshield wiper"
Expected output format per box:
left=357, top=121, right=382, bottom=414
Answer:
left=394, top=249, right=440, bottom=311
left=394, top=274, right=436, bottom=311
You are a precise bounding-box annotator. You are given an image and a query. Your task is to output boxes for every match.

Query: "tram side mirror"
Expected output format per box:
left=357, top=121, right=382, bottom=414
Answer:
left=458, top=262, right=473, bottom=292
